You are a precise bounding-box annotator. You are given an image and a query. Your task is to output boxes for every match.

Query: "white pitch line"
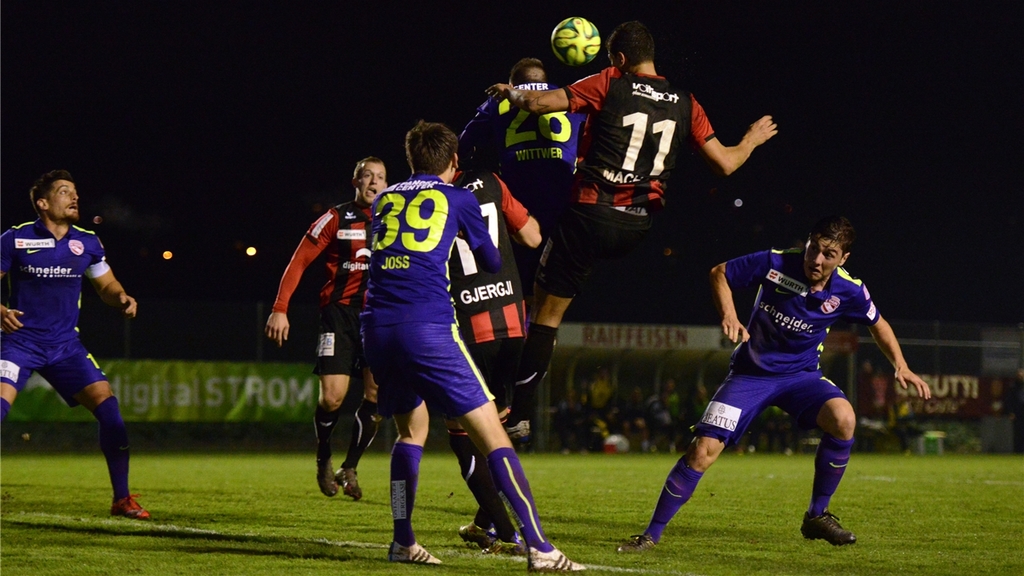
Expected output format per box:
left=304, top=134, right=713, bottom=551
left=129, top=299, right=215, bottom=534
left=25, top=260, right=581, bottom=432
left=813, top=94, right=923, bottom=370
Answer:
left=9, top=512, right=706, bottom=574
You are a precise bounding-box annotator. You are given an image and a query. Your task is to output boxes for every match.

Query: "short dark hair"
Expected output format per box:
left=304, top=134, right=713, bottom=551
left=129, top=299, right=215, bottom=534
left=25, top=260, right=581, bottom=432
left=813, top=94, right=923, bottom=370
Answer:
left=353, top=156, right=385, bottom=179
left=405, top=121, right=458, bottom=175
left=29, top=169, right=74, bottom=215
left=809, top=215, right=857, bottom=253
left=607, top=21, right=656, bottom=65
left=509, top=57, right=547, bottom=85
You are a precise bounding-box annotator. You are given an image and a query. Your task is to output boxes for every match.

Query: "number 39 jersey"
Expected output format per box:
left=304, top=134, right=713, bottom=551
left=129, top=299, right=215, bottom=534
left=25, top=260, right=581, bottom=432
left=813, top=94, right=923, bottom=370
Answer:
left=566, top=66, right=716, bottom=210
left=450, top=170, right=529, bottom=344
left=360, top=174, right=497, bottom=329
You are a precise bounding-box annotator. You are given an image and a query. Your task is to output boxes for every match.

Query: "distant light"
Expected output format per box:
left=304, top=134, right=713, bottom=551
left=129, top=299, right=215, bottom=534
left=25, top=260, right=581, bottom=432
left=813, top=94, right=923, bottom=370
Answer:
left=733, top=198, right=743, bottom=207
left=663, top=247, right=673, bottom=256
left=93, top=216, right=103, bottom=224
left=162, top=251, right=173, bottom=260
left=246, top=246, right=257, bottom=256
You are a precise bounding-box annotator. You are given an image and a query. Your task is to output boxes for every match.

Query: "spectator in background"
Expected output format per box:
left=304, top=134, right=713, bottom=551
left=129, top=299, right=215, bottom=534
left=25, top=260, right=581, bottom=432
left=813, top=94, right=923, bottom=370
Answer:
left=555, top=387, right=588, bottom=454
left=618, top=386, right=650, bottom=452
left=1008, top=368, right=1024, bottom=454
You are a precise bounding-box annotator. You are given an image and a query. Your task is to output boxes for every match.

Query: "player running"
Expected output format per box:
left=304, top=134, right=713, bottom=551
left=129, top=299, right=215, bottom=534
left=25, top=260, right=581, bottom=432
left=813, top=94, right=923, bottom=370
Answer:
left=485, top=21, right=778, bottom=441
left=617, top=215, right=932, bottom=552
left=1, top=170, right=149, bottom=520
left=360, top=121, right=584, bottom=571
left=448, top=168, right=541, bottom=555
left=459, top=58, right=586, bottom=302
left=265, top=157, right=387, bottom=500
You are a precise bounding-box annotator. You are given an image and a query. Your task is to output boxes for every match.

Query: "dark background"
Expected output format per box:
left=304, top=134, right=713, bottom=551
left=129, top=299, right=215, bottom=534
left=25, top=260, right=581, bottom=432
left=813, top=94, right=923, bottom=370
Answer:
left=3, top=1, right=1022, bottom=326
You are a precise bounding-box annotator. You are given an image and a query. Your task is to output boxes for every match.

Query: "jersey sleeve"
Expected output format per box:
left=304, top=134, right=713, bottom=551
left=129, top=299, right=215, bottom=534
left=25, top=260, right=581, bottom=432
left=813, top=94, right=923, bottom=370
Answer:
left=305, top=209, right=339, bottom=250
left=724, top=250, right=771, bottom=291
left=841, top=282, right=881, bottom=326
left=458, top=99, right=495, bottom=163
left=497, top=174, right=530, bottom=233
left=0, top=229, right=12, bottom=273
left=689, top=95, right=716, bottom=147
left=84, top=235, right=110, bottom=278
left=566, top=68, right=614, bottom=115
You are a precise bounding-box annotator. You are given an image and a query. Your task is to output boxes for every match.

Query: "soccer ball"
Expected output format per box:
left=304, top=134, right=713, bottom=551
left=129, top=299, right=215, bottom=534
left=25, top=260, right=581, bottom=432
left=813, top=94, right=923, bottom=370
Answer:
left=551, top=17, right=601, bottom=66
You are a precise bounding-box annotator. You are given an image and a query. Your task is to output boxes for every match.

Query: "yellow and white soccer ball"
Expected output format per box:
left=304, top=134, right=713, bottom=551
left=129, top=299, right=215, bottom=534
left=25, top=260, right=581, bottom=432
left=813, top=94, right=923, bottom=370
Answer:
left=551, top=17, right=601, bottom=66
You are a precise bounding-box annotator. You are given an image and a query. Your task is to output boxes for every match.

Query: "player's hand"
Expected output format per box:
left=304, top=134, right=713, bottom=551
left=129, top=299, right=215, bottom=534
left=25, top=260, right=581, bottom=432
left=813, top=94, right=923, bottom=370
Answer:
left=119, top=293, right=138, bottom=318
left=895, top=365, right=931, bottom=400
left=721, top=315, right=749, bottom=344
left=1, top=308, right=25, bottom=334
left=265, top=312, right=290, bottom=348
left=485, top=83, right=512, bottom=100
left=743, top=115, right=778, bottom=147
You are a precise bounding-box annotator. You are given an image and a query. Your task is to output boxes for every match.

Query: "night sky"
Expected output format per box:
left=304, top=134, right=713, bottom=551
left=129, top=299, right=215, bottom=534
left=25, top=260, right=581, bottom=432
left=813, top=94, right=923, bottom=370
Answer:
left=3, top=2, right=1022, bottom=326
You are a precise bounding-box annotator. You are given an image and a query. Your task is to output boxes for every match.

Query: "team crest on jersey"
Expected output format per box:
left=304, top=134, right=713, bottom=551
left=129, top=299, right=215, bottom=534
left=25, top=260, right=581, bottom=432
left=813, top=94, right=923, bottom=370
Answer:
left=69, top=239, right=85, bottom=255
left=338, top=229, right=366, bottom=241
left=821, top=295, right=841, bottom=314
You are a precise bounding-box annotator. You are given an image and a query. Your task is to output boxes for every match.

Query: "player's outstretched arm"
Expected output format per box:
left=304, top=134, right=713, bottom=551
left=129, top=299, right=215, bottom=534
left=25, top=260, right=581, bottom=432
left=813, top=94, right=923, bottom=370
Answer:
left=699, top=115, right=778, bottom=177
left=0, top=272, right=26, bottom=334
left=868, top=316, right=932, bottom=400
left=485, top=83, right=569, bottom=115
left=90, top=270, right=137, bottom=318
left=511, top=215, right=542, bottom=248
left=710, top=263, right=748, bottom=343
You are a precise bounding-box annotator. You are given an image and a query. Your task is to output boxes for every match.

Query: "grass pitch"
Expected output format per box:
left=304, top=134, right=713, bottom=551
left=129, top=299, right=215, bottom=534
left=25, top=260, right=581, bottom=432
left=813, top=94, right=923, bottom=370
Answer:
left=1, top=451, right=1021, bottom=575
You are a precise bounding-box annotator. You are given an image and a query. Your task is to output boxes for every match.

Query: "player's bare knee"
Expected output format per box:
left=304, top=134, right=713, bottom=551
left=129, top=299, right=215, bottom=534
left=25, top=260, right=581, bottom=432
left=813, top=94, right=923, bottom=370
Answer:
left=685, top=437, right=721, bottom=472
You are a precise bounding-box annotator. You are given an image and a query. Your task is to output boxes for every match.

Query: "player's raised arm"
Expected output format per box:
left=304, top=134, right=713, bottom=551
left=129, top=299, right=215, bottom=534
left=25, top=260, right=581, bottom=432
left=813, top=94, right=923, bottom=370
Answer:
left=89, top=269, right=137, bottom=318
left=868, top=315, right=932, bottom=399
left=709, top=262, right=748, bottom=343
left=698, top=115, right=778, bottom=177
left=485, top=83, right=570, bottom=115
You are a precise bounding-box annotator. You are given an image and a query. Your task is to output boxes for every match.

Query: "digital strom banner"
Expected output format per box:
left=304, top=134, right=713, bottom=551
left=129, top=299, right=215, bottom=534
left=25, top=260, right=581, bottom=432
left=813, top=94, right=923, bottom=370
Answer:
left=5, top=360, right=318, bottom=422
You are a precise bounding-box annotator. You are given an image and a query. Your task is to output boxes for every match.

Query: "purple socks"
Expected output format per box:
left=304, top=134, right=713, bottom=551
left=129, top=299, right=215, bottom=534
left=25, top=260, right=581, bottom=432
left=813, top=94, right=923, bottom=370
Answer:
left=486, top=447, right=554, bottom=553
left=809, top=434, right=854, bottom=517
left=93, top=397, right=130, bottom=500
left=646, top=457, right=703, bottom=542
left=390, top=442, right=423, bottom=547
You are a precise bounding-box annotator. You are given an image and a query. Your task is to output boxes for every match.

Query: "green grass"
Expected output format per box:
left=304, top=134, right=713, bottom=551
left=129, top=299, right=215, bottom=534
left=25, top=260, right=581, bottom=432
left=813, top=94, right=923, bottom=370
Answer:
left=2, top=451, right=1022, bottom=575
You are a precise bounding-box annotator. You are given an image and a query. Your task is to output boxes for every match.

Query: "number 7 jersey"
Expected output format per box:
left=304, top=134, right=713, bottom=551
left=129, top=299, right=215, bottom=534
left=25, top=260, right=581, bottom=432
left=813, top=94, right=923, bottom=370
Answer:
left=360, top=174, right=497, bottom=328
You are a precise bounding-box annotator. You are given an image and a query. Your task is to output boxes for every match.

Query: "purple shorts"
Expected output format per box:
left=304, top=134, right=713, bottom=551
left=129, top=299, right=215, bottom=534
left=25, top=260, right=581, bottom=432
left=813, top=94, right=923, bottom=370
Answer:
left=0, top=337, right=107, bottom=407
left=361, top=322, right=494, bottom=419
left=694, top=370, right=846, bottom=446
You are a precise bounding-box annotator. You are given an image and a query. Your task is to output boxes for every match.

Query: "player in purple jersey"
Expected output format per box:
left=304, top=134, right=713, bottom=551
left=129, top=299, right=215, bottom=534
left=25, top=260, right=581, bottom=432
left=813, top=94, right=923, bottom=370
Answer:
left=617, top=216, right=932, bottom=552
left=486, top=22, right=778, bottom=443
left=360, top=121, right=583, bottom=571
left=0, top=170, right=149, bottom=520
left=459, top=58, right=586, bottom=301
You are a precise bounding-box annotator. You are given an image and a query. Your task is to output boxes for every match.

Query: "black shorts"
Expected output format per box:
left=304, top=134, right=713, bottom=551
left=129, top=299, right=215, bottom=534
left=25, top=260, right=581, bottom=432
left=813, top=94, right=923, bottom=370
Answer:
left=535, top=204, right=652, bottom=298
left=314, top=303, right=366, bottom=377
left=465, top=337, right=524, bottom=411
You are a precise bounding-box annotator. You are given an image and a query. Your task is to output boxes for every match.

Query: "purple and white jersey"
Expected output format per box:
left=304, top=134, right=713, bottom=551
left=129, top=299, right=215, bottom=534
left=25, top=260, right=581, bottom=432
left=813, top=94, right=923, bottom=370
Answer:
left=360, top=174, right=499, bottom=328
left=726, top=248, right=879, bottom=375
left=1, top=221, right=109, bottom=346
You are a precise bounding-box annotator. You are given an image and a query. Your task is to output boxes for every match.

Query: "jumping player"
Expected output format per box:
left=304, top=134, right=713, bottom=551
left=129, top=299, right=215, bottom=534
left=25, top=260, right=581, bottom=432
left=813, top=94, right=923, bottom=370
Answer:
left=1, top=170, right=149, bottom=520
left=617, top=215, right=932, bottom=552
left=360, top=121, right=583, bottom=571
left=265, top=157, right=387, bottom=500
left=448, top=168, right=541, bottom=555
left=459, top=58, right=586, bottom=300
left=485, top=21, right=778, bottom=440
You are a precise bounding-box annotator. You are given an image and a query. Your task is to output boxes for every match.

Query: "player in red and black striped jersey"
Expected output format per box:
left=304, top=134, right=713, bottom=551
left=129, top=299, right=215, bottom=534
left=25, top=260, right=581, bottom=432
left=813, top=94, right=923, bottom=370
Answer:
left=486, top=21, right=778, bottom=439
left=265, top=157, right=387, bottom=500
left=447, top=169, right=541, bottom=553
